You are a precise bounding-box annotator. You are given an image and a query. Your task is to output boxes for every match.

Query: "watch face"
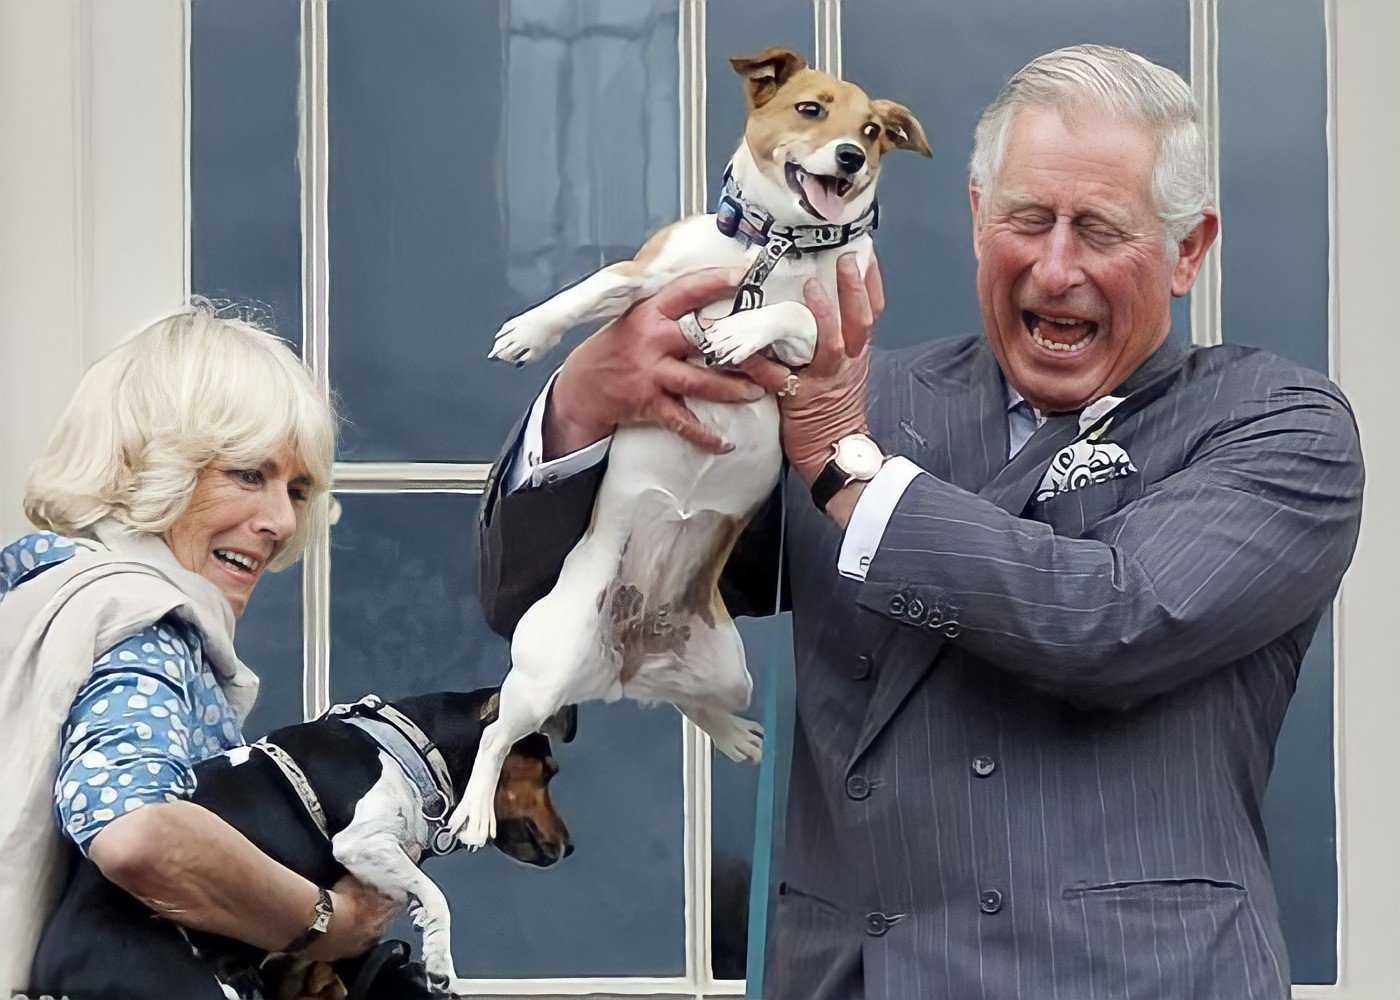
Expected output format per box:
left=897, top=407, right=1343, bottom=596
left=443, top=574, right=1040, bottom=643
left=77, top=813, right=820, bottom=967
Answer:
left=834, top=434, right=884, bottom=478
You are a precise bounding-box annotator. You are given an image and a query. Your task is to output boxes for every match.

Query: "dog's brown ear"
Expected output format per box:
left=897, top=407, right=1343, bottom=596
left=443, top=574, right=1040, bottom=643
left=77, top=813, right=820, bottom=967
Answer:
left=730, top=47, right=808, bottom=110
left=873, top=99, right=932, bottom=157
left=480, top=691, right=500, bottom=725
left=541, top=704, right=578, bottom=744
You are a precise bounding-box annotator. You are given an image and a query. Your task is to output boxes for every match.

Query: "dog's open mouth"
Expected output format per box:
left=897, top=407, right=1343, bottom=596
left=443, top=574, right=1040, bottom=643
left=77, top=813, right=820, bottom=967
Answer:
left=786, top=162, right=853, bottom=221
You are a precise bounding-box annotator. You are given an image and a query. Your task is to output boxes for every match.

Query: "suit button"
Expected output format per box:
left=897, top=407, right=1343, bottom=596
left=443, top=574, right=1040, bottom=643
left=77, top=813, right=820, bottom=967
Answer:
left=979, top=888, right=1004, bottom=914
left=864, top=912, right=890, bottom=936
left=941, top=622, right=961, bottom=638
left=889, top=594, right=906, bottom=615
left=906, top=597, right=925, bottom=621
left=924, top=608, right=943, bottom=627
left=852, top=655, right=872, bottom=681
left=846, top=775, right=871, bottom=800
left=972, top=755, right=996, bottom=777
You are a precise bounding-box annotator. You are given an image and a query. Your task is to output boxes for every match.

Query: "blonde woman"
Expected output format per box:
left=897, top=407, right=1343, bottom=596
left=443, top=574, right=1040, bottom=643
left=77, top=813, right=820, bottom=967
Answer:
left=2, top=305, right=395, bottom=997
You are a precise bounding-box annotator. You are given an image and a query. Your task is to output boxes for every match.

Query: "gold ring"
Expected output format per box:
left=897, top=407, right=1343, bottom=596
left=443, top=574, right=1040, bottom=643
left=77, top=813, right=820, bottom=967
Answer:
left=777, top=373, right=800, bottom=398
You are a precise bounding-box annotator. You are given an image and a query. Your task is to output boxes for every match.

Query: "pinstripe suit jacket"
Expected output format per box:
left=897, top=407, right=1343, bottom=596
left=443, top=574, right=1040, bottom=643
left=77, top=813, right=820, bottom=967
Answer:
left=476, top=334, right=1363, bottom=1000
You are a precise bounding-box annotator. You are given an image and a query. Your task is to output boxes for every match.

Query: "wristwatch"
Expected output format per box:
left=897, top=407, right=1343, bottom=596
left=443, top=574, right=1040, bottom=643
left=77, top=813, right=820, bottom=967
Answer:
left=282, top=886, right=334, bottom=955
left=810, top=432, right=888, bottom=512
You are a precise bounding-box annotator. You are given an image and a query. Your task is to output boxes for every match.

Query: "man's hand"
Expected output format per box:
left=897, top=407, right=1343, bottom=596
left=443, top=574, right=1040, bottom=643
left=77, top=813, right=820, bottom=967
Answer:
left=546, top=268, right=791, bottom=458
left=781, top=253, right=885, bottom=485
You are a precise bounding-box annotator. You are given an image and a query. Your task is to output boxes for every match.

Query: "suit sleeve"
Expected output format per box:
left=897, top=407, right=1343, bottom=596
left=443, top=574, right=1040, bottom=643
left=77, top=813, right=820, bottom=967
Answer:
left=478, top=420, right=787, bottom=639
left=857, top=383, right=1364, bottom=709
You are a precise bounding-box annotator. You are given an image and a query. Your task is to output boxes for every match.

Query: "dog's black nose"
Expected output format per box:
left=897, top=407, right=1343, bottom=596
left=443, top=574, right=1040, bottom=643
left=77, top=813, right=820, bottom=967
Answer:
left=562, top=842, right=574, bottom=859
left=836, top=143, right=866, bottom=175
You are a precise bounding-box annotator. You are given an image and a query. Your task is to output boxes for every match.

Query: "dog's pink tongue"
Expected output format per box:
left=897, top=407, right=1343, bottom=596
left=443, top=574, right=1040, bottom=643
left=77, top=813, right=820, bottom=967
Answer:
left=800, top=174, right=844, bottom=221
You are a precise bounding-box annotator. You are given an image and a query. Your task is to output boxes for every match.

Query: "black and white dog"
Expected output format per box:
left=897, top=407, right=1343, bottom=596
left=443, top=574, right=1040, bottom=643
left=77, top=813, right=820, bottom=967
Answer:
left=30, top=687, right=575, bottom=1000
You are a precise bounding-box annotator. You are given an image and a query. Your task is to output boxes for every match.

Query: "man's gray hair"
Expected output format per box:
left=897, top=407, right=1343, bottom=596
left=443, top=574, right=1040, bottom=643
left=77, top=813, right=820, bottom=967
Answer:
left=969, top=44, right=1212, bottom=245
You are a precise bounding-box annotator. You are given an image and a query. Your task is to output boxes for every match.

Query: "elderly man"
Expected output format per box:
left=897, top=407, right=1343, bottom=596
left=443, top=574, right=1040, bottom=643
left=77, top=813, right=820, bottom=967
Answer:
left=478, top=45, right=1363, bottom=999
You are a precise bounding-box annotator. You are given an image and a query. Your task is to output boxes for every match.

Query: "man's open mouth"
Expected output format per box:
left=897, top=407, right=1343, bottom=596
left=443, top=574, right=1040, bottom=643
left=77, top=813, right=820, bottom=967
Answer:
left=1021, top=311, right=1098, bottom=355
left=786, top=162, right=853, bottom=221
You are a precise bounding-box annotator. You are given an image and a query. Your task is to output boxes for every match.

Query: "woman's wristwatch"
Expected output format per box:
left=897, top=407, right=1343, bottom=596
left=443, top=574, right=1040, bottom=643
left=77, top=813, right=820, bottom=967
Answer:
left=282, top=886, right=334, bottom=955
left=810, top=432, right=888, bottom=513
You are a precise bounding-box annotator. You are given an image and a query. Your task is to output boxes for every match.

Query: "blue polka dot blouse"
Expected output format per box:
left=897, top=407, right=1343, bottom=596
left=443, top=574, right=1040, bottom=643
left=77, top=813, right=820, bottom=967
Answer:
left=1, top=531, right=246, bottom=854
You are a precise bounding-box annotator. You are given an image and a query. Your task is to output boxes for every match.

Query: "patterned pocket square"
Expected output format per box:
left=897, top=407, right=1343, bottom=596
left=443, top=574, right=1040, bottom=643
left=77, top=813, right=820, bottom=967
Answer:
left=1035, top=395, right=1136, bottom=503
left=1035, top=437, right=1137, bottom=502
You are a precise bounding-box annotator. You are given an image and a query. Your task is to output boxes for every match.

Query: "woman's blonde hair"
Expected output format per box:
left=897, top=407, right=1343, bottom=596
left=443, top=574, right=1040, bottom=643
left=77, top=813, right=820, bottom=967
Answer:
left=25, top=301, right=337, bottom=572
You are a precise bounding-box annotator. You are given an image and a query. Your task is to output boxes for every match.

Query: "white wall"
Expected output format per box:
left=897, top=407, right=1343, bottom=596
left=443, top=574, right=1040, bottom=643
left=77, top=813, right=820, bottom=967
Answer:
left=0, top=0, right=186, bottom=542
left=1325, top=0, right=1400, bottom=995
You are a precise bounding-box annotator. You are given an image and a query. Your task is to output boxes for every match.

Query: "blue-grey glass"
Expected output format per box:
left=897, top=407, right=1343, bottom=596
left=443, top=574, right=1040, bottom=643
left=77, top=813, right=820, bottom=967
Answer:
left=328, top=0, right=680, bottom=461
left=236, top=565, right=306, bottom=739
left=844, top=1, right=1190, bottom=350
left=1220, top=0, right=1335, bottom=982
left=703, top=3, right=811, bottom=983
left=190, top=0, right=303, bottom=347
left=327, top=493, right=684, bottom=976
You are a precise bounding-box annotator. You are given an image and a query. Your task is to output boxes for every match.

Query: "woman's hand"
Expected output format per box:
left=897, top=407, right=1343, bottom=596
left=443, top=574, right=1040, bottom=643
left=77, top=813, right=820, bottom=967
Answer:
left=780, top=253, right=885, bottom=485
left=546, top=268, right=791, bottom=458
left=303, top=874, right=401, bottom=962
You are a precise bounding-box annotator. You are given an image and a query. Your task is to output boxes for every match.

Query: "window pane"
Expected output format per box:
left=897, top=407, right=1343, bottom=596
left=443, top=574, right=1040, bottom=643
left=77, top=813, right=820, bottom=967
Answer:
left=237, top=564, right=306, bottom=738
left=328, top=0, right=681, bottom=461
left=190, top=0, right=303, bottom=347
left=328, top=493, right=685, bottom=976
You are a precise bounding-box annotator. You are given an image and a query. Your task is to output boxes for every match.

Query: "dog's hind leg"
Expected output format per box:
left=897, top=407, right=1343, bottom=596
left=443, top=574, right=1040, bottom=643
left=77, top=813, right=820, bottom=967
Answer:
left=681, top=704, right=764, bottom=764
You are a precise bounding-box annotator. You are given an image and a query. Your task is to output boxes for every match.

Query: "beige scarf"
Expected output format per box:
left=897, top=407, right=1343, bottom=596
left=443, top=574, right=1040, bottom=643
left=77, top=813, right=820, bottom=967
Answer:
left=0, top=518, right=258, bottom=995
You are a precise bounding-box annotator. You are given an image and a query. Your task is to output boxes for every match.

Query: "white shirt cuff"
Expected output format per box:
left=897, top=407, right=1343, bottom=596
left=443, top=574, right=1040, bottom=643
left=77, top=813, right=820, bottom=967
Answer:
left=836, top=456, right=925, bottom=581
left=504, top=368, right=612, bottom=493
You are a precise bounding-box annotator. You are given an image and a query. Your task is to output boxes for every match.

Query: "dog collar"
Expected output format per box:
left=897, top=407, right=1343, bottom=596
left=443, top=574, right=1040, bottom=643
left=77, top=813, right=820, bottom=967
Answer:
left=325, top=695, right=461, bottom=856
left=715, top=163, right=878, bottom=313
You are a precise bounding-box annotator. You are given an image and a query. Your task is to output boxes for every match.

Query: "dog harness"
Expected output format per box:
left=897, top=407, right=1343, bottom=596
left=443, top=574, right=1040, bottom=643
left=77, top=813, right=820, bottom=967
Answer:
left=715, top=162, right=879, bottom=313
left=253, top=695, right=462, bottom=857
left=325, top=695, right=463, bottom=857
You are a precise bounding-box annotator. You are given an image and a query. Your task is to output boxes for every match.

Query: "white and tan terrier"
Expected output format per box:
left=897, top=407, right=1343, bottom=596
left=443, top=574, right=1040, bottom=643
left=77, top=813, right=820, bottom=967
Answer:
left=452, top=47, right=929, bottom=849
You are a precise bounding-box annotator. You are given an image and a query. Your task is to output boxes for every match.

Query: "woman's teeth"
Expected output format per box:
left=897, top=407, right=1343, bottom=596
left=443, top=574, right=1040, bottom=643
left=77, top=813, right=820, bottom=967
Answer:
left=1029, top=313, right=1096, bottom=354
left=214, top=549, right=259, bottom=572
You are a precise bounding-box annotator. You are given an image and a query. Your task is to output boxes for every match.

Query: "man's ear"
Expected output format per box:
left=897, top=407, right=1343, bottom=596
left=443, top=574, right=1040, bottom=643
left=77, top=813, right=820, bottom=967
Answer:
left=1171, top=209, right=1220, bottom=297
left=873, top=99, right=932, bottom=157
left=969, top=181, right=985, bottom=261
left=730, top=47, right=808, bottom=110
left=541, top=704, right=578, bottom=744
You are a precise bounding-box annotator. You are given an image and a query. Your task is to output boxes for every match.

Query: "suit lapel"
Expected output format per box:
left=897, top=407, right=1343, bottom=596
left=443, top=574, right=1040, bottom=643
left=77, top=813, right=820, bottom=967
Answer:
left=851, top=336, right=1190, bottom=766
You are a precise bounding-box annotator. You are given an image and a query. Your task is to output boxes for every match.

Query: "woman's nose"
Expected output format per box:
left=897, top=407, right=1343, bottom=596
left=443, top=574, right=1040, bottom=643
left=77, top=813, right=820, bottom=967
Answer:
left=254, top=489, right=298, bottom=541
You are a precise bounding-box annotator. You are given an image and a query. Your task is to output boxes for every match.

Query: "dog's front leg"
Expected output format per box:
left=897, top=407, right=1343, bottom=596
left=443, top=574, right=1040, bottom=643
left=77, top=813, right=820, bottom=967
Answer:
left=490, top=255, right=695, bottom=366
left=333, top=834, right=460, bottom=993
left=698, top=300, right=818, bottom=368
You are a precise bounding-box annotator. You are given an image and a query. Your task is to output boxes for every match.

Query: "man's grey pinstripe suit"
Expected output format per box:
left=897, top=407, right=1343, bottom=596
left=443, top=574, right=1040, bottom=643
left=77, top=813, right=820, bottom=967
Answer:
left=477, top=333, right=1363, bottom=999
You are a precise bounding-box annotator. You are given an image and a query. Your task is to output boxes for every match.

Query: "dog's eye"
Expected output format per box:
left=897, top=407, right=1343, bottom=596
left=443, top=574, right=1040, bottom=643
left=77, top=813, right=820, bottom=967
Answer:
left=794, top=101, right=825, bottom=119
left=862, top=122, right=881, bottom=140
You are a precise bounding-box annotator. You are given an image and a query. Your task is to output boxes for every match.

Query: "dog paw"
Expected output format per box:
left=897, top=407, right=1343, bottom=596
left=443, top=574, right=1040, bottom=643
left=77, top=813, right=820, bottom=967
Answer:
left=707, top=713, right=764, bottom=764
left=699, top=324, right=769, bottom=367
left=488, top=314, right=564, bottom=366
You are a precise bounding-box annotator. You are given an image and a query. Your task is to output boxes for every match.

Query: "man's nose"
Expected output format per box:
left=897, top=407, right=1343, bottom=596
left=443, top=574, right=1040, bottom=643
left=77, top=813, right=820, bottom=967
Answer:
left=1031, top=219, right=1086, bottom=295
left=835, top=143, right=865, bottom=175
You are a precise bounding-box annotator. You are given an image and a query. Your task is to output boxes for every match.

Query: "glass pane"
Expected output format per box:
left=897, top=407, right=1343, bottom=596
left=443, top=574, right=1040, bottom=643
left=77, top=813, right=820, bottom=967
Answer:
left=190, top=0, right=303, bottom=347
left=236, top=564, right=306, bottom=738
left=844, top=0, right=1190, bottom=350
left=328, top=0, right=681, bottom=461
left=328, top=493, right=685, bottom=977
left=1220, top=0, right=1335, bottom=981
